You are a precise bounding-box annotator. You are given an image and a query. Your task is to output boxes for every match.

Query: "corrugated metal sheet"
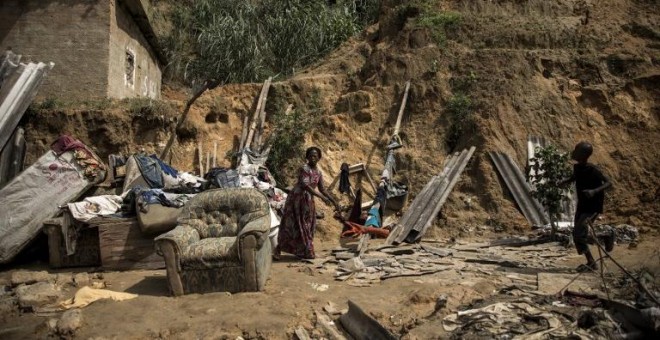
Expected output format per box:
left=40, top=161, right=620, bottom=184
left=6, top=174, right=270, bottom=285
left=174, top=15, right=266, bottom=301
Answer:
left=387, top=147, right=475, bottom=244
left=0, top=51, right=54, bottom=152
left=489, top=151, right=550, bottom=227
left=527, top=136, right=576, bottom=223
left=0, top=127, right=26, bottom=188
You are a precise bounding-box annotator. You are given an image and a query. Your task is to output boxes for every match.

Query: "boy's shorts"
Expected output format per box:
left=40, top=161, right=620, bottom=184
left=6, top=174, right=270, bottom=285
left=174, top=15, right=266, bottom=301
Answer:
left=573, top=212, right=598, bottom=254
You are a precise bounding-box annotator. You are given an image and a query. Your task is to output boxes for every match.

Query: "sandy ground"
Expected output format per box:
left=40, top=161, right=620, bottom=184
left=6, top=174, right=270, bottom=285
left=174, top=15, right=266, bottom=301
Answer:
left=1, top=231, right=657, bottom=340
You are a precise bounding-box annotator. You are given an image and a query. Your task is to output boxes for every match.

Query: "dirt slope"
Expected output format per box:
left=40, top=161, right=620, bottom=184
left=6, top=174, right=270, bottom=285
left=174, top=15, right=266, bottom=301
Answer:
left=22, top=0, right=659, bottom=235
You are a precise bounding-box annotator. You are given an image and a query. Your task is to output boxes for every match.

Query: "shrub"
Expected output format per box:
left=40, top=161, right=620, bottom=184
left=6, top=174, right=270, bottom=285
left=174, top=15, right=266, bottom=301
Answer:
left=529, top=145, right=573, bottom=236
left=267, top=90, right=323, bottom=186
left=445, top=94, right=474, bottom=149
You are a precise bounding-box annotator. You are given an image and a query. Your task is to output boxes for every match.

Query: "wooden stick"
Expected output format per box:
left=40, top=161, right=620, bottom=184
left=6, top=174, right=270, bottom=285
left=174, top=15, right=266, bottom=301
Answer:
left=213, top=141, right=218, bottom=167
left=160, top=79, right=221, bottom=159
left=393, top=80, right=411, bottom=136
left=197, top=141, right=204, bottom=176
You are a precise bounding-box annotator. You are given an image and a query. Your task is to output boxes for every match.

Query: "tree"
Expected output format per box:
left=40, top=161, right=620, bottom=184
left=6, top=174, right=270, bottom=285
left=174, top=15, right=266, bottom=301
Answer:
left=529, top=145, right=572, bottom=238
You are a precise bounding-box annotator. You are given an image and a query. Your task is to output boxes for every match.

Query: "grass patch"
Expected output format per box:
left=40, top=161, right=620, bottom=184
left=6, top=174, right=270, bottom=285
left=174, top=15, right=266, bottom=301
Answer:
left=122, top=98, right=176, bottom=117
left=417, top=11, right=462, bottom=45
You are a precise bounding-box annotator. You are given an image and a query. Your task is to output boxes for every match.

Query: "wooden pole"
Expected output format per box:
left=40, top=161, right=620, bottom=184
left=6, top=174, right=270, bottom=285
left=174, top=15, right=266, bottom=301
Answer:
left=213, top=141, right=218, bottom=167
left=393, top=80, right=411, bottom=136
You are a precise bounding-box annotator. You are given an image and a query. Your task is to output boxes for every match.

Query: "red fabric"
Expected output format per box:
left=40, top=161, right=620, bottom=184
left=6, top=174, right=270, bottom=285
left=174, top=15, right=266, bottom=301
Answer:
left=340, top=221, right=389, bottom=238
left=277, top=164, right=323, bottom=259
left=50, top=135, right=92, bottom=157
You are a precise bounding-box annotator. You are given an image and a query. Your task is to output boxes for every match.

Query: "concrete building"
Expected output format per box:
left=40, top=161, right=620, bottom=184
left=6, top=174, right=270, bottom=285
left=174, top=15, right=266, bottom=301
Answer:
left=0, top=0, right=165, bottom=100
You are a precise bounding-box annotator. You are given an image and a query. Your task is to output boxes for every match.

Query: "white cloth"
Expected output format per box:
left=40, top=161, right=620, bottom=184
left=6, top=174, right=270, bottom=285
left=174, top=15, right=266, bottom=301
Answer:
left=67, top=195, right=122, bottom=222
left=61, top=286, right=137, bottom=309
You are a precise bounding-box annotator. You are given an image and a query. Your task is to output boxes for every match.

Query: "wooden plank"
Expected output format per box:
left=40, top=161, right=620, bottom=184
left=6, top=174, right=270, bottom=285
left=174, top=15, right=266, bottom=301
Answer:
left=96, top=219, right=164, bottom=270
left=408, top=147, right=476, bottom=243
left=315, top=310, right=347, bottom=340
left=348, top=163, right=364, bottom=174
left=239, top=113, right=249, bottom=151
left=253, top=77, right=272, bottom=149
left=390, top=176, right=441, bottom=244
left=245, top=77, right=272, bottom=150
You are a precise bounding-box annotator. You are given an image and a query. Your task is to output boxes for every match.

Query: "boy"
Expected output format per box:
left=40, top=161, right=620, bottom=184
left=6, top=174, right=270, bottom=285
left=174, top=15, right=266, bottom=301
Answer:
left=561, top=141, right=613, bottom=272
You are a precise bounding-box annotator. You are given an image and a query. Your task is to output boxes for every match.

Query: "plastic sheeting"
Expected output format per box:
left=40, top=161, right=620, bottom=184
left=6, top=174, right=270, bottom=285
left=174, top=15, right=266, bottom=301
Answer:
left=0, top=150, right=94, bottom=263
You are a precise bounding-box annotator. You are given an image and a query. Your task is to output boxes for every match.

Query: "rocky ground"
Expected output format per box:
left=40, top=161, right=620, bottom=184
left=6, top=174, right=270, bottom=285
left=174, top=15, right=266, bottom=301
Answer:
left=0, top=228, right=658, bottom=339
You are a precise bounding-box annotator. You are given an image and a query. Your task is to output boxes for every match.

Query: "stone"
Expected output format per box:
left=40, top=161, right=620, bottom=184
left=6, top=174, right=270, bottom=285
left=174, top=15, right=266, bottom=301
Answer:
left=46, top=318, right=59, bottom=334
left=15, top=282, right=62, bottom=311
left=434, top=295, right=448, bottom=312
left=0, top=296, right=18, bottom=315
left=55, top=273, right=74, bottom=286
left=57, top=309, right=83, bottom=336
left=73, top=273, right=91, bottom=287
left=11, top=270, right=54, bottom=286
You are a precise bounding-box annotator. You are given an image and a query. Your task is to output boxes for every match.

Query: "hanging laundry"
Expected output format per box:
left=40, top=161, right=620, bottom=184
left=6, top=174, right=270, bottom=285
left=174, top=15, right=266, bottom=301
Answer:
left=339, top=162, right=351, bottom=194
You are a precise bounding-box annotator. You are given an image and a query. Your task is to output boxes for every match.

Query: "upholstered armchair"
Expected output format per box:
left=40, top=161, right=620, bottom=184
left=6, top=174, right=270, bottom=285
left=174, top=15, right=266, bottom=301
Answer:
left=155, top=188, right=272, bottom=295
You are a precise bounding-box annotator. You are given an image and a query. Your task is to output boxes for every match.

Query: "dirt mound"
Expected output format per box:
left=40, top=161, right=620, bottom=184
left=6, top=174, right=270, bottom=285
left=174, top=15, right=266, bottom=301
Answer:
left=22, top=0, right=659, bottom=235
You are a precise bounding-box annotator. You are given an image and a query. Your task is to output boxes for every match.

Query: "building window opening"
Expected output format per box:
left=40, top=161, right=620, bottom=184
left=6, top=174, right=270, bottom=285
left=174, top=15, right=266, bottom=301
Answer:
left=125, top=50, right=135, bottom=87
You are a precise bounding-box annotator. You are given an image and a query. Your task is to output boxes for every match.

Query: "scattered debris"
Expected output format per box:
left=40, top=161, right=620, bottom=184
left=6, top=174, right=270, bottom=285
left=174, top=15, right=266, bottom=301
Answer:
left=308, top=283, right=329, bottom=292
left=315, top=309, right=346, bottom=340
left=294, top=326, right=311, bottom=340
left=434, top=295, right=448, bottom=312
left=339, top=300, right=396, bottom=340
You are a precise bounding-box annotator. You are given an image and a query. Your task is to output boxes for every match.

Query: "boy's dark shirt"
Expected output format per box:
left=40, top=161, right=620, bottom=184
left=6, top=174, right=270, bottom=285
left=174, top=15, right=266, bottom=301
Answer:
left=574, top=163, right=607, bottom=214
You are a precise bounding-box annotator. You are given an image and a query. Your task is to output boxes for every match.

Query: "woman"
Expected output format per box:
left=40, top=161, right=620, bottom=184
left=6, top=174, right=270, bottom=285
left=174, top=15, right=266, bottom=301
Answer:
left=275, top=147, right=339, bottom=259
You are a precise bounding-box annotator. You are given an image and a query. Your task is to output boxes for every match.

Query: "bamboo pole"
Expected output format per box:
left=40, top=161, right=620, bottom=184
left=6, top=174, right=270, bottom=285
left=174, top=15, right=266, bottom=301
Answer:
left=393, top=80, right=411, bottom=136
left=213, top=141, right=218, bottom=167
left=197, top=141, right=204, bottom=176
